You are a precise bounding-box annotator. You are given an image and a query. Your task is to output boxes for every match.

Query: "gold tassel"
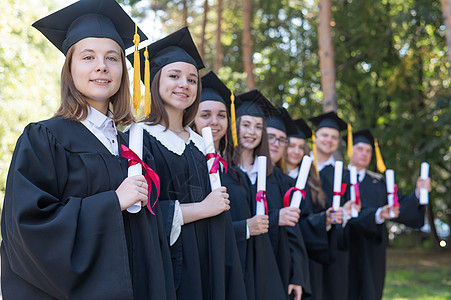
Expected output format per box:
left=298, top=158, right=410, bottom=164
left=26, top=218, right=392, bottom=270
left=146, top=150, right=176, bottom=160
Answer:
left=374, top=138, right=386, bottom=173
left=230, top=91, right=238, bottom=147
left=312, top=130, right=319, bottom=175
left=347, top=123, right=353, bottom=158
left=133, top=23, right=141, bottom=112
left=144, top=46, right=151, bottom=116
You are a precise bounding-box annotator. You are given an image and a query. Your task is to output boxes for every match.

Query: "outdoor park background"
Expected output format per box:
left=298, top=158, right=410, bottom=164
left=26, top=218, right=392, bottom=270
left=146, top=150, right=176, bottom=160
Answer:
left=0, top=0, right=450, bottom=299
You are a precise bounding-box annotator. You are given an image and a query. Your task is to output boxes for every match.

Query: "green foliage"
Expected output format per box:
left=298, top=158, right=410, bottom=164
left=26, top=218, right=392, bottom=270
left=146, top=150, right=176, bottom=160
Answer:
left=0, top=0, right=63, bottom=195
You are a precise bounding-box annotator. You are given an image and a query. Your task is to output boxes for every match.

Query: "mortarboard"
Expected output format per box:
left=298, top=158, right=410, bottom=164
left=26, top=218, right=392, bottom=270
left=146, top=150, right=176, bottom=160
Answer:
left=289, top=118, right=312, bottom=139
left=309, top=111, right=347, bottom=132
left=32, top=0, right=147, bottom=55
left=200, top=71, right=231, bottom=109
left=343, top=129, right=375, bottom=147
left=235, top=90, right=277, bottom=119
left=127, top=27, right=205, bottom=83
left=266, top=107, right=298, bottom=136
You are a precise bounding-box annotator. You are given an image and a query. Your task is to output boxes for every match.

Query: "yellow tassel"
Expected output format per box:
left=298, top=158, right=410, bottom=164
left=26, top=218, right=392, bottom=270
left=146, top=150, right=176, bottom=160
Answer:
left=347, top=123, right=353, bottom=158
left=144, top=46, right=151, bottom=116
left=230, top=91, right=238, bottom=147
left=312, top=130, right=319, bottom=175
left=374, top=138, right=386, bottom=173
left=133, top=23, right=141, bottom=113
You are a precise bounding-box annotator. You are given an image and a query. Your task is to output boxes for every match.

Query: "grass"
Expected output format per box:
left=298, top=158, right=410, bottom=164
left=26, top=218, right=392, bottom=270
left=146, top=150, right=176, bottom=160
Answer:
left=383, top=248, right=451, bottom=300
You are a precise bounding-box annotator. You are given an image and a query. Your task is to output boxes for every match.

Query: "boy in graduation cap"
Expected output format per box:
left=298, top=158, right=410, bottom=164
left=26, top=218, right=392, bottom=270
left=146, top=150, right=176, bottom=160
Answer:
left=344, top=129, right=430, bottom=300
left=1, top=0, right=177, bottom=299
left=308, top=111, right=357, bottom=300
left=129, top=28, right=247, bottom=300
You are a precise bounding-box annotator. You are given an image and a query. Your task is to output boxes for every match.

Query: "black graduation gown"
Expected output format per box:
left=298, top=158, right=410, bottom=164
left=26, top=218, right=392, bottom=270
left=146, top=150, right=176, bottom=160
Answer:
left=141, top=127, right=247, bottom=300
left=318, top=164, right=351, bottom=300
left=248, top=166, right=311, bottom=298
left=223, top=166, right=286, bottom=300
left=347, top=170, right=425, bottom=300
left=1, top=117, right=176, bottom=300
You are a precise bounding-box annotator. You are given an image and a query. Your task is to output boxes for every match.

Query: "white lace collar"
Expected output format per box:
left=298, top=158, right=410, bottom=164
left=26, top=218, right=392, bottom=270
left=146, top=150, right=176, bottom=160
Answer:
left=140, top=123, right=205, bottom=156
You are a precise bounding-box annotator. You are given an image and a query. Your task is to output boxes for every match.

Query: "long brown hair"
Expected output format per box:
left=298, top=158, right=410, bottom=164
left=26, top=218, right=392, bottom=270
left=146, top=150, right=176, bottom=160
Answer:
left=225, top=116, right=273, bottom=176
left=56, top=44, right=134, bottom=126
left=142, top=68, right=201, bottom=128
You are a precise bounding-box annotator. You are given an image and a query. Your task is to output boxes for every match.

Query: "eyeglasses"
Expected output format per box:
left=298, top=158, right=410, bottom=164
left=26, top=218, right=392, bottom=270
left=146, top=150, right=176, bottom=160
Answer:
left=268, top=134, right=288, bottom=147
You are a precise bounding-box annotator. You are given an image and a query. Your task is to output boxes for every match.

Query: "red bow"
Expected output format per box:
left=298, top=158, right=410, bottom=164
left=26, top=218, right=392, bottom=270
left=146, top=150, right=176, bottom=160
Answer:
left=333, top=183, right=347, bottom=197
left=283, top=187, right=306, bottom=208
left=121, top=145, right=160, bottom=215
left=352, top=182, right=361, bottom=205
left=206, top=153, right=228, bottom=174
left=256, top=190, right=268, bottom=215
left=388, top=184, right=400, bottom=207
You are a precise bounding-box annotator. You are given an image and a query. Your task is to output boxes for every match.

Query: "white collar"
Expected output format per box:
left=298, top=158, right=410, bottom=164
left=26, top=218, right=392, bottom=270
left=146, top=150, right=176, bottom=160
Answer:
left=310, top=150, right=335, bottom=172
left=287, top=166, right=300, bottom=179
left=140, top=123, right=205, bottom=156
left=348, top=164, right=366, bottom=182
left=82, top=106, right=117, bottom=133
left=239, top=156, right=259, bottom=184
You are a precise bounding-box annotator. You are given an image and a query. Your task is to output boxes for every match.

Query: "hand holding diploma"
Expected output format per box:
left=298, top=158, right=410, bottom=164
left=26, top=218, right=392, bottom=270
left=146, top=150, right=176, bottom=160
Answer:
left=202, top=127, right=226, bottom=191
left=333, top=161, right=346, bottom=211
left=283, top=156, right=311, bottom=208
left=349, top=166, right=360, bottom=217
left=126, top=123, right=144, bottom=213
left=385, top=169, right=399, bottom=218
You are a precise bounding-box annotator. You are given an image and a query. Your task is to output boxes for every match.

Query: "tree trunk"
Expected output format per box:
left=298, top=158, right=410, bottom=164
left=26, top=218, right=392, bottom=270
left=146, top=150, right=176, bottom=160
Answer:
left=318, top=0, right=337, bottom=112
left=242, top=0, right=256, bottom=90
left=441, top=0, right=451, bottom=76
left=200, top=0, right=209, bottom=60
left=182, top=0, right=188, bottom=27
left=214, top=0, right=224, bottom=72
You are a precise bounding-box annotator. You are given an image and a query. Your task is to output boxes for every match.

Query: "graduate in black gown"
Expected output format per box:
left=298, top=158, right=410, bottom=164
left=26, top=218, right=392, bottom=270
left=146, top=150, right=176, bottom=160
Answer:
left=265, top=107, right=312, bottom=299
left=129, top=28, right=247, bottom=300
left=192, top=71, right=286, bottom=300
left=226, top=90, right=305, bottom=300
left=344, top=129, right=430, bottom=300
left=1, top=1, right=176, bottom=299
left=284, top=118, right=332, bottom=300
left=308, top=112, right=359, bottom=300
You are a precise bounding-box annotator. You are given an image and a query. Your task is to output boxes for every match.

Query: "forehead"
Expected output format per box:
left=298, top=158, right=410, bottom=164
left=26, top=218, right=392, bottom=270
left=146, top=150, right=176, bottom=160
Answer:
left=354, top=142, right=373, bottom=151
left=72, top=37, right=122, bottom=53
left=317, top=127, right=339, bottom=137
left=199, top=100, right=227, bottom=111
left=161, top=61, right=198, bottom=73
left=267, top=126, right=286, bottom=137
left=289, top=137, right=306, bottom=145
left=241, top=115, right=263, bottom=124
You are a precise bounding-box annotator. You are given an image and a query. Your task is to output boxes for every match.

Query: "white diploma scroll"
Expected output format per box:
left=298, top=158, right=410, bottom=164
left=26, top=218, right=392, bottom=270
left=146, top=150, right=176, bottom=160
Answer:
left=419, top=162, right=429, bottom=205
left=127, top=123, right=143, bottom=213
left=350, top=166, right=358, bottom=217
left=290, top=155, right=312, bottom=208
left=332, top=161, right=343, bottom=211
left=256, top=156, right=267, bottom=215
left=202, top=127, right=222, bottom=191
left=385, top=169, right=396, bottom=218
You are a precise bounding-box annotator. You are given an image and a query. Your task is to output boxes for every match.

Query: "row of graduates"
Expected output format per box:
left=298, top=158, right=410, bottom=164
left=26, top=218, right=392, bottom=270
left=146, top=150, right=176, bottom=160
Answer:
left=0, top=0, right=431, bottom=299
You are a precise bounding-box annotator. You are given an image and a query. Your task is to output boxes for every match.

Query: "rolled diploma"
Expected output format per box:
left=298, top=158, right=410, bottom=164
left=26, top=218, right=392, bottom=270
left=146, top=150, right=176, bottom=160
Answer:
left=332, top=161, right=343, bottom=211
left=386, top=169, right=396, bottom=218
left=419, top=162, right=429, bottom=205
left=290, top=155, right=312, bottom=208
left=350, top=166, right=358, bottom=217
left=127, top=123, right=143, bottom=213
left=202, top=127, right=221, bottom=191
left=256, top=156, right=267, bottom=215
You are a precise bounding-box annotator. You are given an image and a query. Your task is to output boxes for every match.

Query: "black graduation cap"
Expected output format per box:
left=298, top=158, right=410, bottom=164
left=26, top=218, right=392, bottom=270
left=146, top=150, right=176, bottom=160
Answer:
left=343, top=129, right=375, bottom=147
left=289, top=118, right=312, bottom=139
left=235, top=90, right=277, bottom=119
left=309, top=111, right=347, bottom=131
left=32, top=0, right=147, bottom=55
left=200, top=71, right=231, bottom=111
left=266, top=107, right=298, bottom=136
left=127, top=27, right=205, bottom=83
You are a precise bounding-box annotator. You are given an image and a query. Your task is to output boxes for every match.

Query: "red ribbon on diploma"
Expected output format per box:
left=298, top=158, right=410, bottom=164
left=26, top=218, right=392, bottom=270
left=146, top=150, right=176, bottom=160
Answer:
left=388, top=184, right=400, bottom=207
left=333, top=183, right=347, bottom=197
left=256, top=190, right=268, bottom=215
left=206, top=153, right=228, bottom=174
left=352, top=183, right=361, bottom=205
left=283, top=187, right=306, bottom=208
left=121, top=145, right=160, bottom=215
